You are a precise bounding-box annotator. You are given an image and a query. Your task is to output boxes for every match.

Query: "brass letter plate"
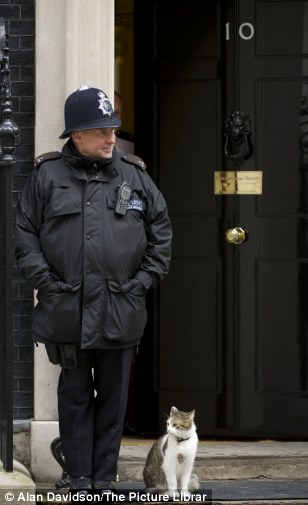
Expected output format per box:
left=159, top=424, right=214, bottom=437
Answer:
left=214, top=171, right=263, bottom=195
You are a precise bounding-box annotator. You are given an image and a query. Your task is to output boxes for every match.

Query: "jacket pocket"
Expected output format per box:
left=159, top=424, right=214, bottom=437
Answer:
left=32, top=282, right=82, bottom=343
left=103, top=280, right=147, bottom=342
left=44, top=189, right=81, bottom=220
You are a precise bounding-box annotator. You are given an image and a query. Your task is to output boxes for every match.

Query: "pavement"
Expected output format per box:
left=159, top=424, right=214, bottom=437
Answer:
left=114, top=479, right=308, bottom=504
left=2, top=438, right=308, bottom=504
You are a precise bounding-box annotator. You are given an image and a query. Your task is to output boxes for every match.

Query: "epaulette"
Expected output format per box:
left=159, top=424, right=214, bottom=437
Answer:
left=121, top=153, right=146, bottom=171
left=35, top=151, right=62, bottom=168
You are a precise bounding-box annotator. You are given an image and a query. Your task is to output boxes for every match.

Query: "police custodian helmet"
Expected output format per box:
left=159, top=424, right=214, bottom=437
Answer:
left=59, top=85, right=121, bottom=139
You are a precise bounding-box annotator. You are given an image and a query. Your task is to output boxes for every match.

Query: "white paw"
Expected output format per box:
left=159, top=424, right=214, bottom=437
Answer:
left=181, top=490, right=191, bottom=499
left=169, top=490, right=180, bottom=499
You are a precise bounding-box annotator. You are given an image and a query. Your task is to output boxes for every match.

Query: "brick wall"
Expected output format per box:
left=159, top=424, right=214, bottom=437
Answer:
left=0, top=0, right=35, bottom=419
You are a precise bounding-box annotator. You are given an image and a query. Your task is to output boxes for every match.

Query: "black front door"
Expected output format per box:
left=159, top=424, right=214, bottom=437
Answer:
left=134, top=0, right=308, bottom=438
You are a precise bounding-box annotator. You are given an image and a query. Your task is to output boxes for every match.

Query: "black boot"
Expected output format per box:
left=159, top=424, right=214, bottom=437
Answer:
left=70, top=476, right=92, bottom=496
left=93, top=480, right=115, bottom=496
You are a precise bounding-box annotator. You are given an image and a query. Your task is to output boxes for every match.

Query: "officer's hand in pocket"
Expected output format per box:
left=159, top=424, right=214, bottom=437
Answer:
left=38, top=275, right=62, bottom=294
left=120, top=278, right=145, bottom=296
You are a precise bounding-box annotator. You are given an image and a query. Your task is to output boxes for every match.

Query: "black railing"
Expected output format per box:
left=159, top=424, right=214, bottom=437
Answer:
left=0, top=17, right=19, bottom=472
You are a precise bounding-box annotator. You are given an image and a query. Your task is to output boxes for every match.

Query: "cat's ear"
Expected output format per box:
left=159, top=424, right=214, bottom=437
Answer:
left=170, top=406, right=178, bottom=415
left=188, top=410, right=195, bottom=419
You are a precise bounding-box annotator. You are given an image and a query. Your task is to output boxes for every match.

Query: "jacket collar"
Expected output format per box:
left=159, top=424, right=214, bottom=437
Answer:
left=62, top=140, right=119, bottom=182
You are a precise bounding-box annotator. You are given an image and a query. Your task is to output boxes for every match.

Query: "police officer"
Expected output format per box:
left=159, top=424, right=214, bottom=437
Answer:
left=15, top=86, right=172, bottom=493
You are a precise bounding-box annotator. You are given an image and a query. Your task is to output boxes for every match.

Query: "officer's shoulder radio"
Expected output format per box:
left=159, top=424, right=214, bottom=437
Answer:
left=115, top=180, right=132, bottom=215
left=116, top=154, right=146, bottom=216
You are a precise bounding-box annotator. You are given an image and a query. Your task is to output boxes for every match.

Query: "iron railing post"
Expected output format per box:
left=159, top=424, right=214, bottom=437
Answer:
left=0, top=17, right=19, bottom=472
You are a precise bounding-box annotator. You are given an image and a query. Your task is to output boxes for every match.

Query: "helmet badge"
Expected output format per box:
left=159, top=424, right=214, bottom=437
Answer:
left=98, top=91, right=112, bottom=118
left=78, top=85, right=91, bottom=91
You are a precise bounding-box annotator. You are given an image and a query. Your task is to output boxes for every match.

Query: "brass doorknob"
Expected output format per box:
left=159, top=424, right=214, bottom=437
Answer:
left=226, top=227, right=246, bottom=245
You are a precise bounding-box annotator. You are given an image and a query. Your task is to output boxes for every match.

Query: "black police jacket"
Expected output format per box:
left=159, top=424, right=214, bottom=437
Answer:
left=15, top=141, right=172, bottom=349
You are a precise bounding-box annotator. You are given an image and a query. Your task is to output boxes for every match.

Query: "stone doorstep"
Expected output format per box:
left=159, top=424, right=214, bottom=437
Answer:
left=27, top=422, right=308, bottom=483
left=33, top=438, right=308, bottom=482
left=117, top=439, right=308, bottom=481
left=117, top=458, right=308, bottom=482
left=116, top=440, right=308, bottom=503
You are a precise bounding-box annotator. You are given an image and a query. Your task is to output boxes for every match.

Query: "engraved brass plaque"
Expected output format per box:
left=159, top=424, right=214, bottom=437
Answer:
left=214, top=171, right=263, bottom=195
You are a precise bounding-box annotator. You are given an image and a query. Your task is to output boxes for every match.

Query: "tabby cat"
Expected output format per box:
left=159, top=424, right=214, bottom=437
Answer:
left=143, top=407, right=199, bottom=497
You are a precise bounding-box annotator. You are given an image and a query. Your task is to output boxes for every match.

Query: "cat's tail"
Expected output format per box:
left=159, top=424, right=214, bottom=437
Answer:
left=189, top=473, right=200, bottom=491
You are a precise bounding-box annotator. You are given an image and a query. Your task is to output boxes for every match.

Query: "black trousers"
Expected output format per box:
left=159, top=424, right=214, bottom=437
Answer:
left=57, top=347, right=133, bottom=481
